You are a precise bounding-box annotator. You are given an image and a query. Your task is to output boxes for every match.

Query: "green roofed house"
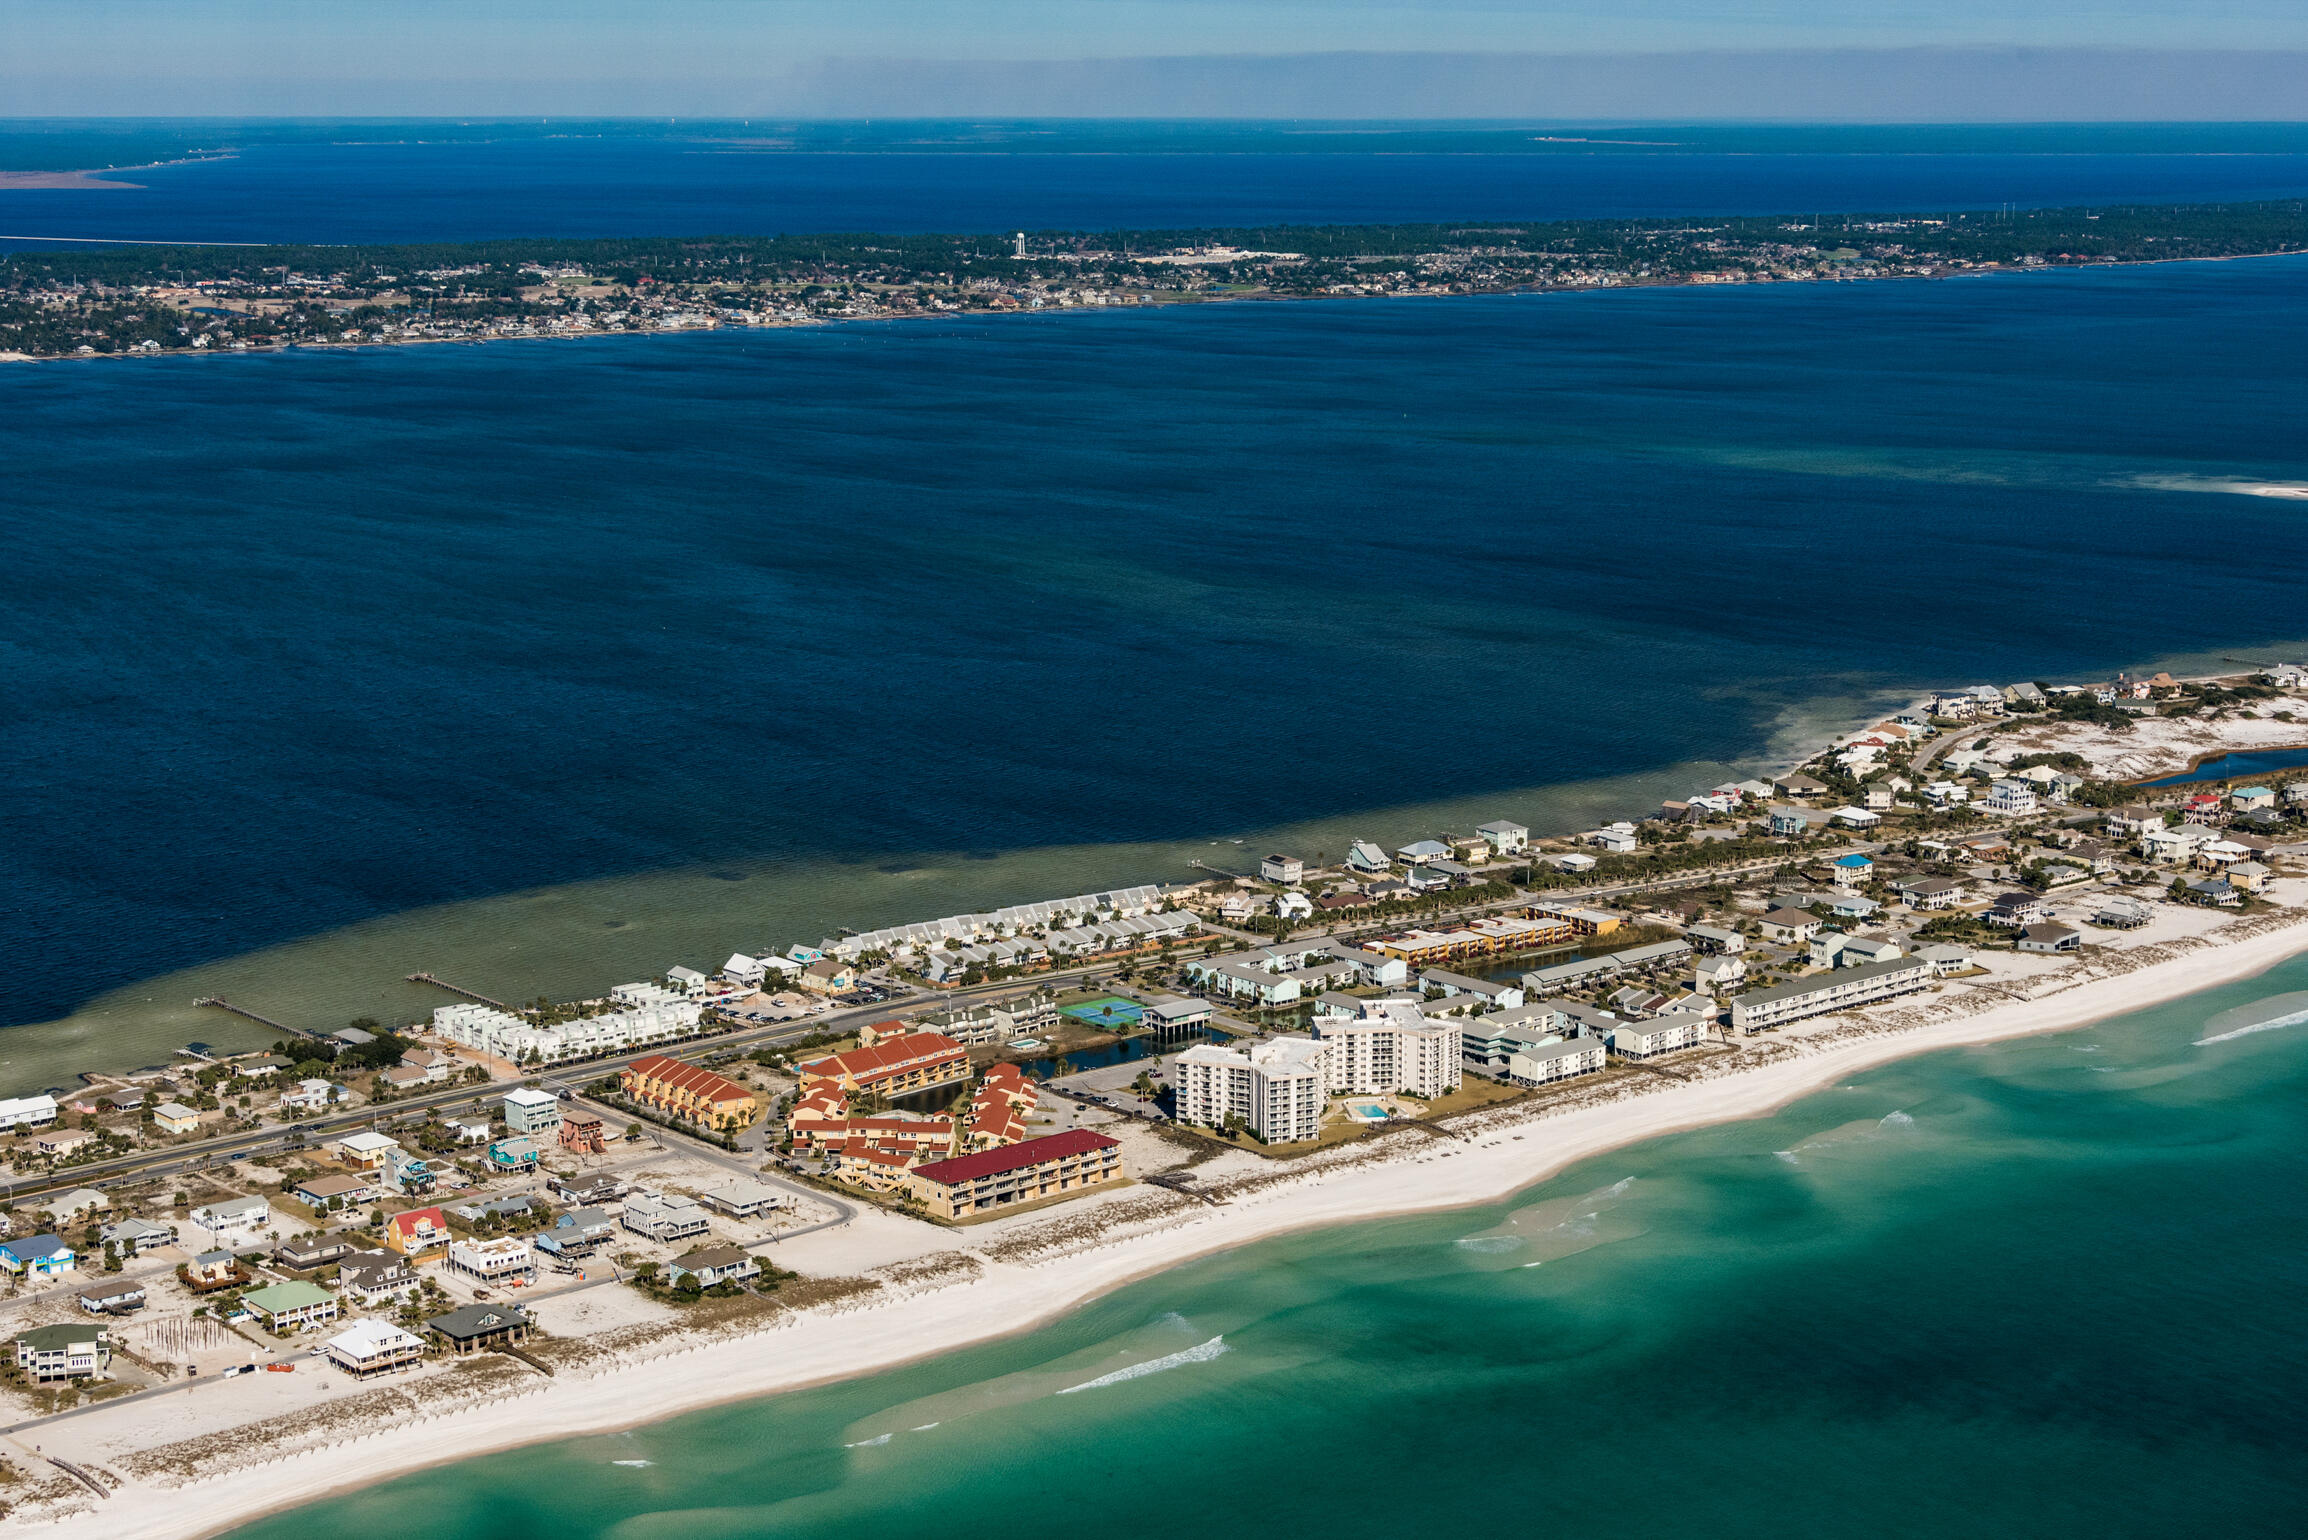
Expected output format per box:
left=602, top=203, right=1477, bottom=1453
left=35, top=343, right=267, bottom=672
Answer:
left=427, top=1303, right=533, bottom=1355
left=242, top=1280, right=340, bottom=1333
left=16, top=1323, right=111, bottom=1383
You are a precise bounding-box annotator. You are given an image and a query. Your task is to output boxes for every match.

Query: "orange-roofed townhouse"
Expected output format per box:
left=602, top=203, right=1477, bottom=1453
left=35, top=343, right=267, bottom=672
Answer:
left=795, top=1031, right=970, bottom=1100
left=962, top=1063, right=1037, bottom=1150
left=793, top=1107, right=954, bottom=1158
left=786, top=1084, right=850, bottom=1149
left=832, top=1140, right=922, bottom=1193
left=620, top=1055, right=762, bottom=1132
left=383, top=1206, right=452, bottom=1260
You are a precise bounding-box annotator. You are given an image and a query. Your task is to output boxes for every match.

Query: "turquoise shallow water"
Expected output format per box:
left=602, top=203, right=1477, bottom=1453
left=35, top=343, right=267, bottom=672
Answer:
left=228, top=956, right=2308, bottom=1540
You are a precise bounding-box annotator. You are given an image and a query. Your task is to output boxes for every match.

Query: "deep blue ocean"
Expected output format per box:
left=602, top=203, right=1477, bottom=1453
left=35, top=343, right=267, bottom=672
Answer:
left=8, top=122, right=2308, bottom=242
left=6, top=253, right=2307, bottom=1033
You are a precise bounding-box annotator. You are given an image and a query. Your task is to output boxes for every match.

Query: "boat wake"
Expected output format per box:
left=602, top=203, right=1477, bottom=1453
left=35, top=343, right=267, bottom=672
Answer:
left=1056, top=1336, right=1228, bottom=1394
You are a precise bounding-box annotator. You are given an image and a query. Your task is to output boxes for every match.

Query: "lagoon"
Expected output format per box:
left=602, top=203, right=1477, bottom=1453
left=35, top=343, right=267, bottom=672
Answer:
left=2141, top=744, right=2308, bottom=787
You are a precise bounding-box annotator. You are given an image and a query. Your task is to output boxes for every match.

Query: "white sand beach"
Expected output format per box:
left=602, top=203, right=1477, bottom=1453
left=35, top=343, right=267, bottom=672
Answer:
left=15, top=887, right=2308, bottom=1540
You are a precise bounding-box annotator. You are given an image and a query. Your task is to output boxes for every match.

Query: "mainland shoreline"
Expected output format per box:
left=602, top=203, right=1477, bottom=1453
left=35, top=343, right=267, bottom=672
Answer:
left=19, top=887, right=2308, bottom=1540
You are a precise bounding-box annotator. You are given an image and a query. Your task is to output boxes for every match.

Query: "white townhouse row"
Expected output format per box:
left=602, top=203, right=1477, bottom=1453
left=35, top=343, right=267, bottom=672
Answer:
left=0, top=1095, right=60, bottom=1132
left=829, top=885, right=1170, bottom=959
left=430, top=996, right=702, bottom=1064
left=1728, top=956, right=1935, bottom=1033
left=920, top=910, right=1195, bottom=981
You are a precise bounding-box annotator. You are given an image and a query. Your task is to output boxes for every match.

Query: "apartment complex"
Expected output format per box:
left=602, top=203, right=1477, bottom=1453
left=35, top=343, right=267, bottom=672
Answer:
left=1312, top=1003, right=1463, bottom=1098
left=1174, top=1036, right=1331, bottom=1144
left=431, top=995, right=702, bottom=1065
left=620, top=1055, right=761, bottom=1131
left=906, top=1130, right=1126, bottom=1220
left=1364, top=914, right=1574, bottom=966
left=795, top=1030, right=971, bottom=1097
left=1729, top=957, right=1935, bottom=1032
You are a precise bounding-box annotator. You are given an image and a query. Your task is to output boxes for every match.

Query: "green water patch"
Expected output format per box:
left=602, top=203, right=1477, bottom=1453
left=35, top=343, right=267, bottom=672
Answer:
left=224, top=952, right=2308, bottom=1540
left=0, top=757, right=1745, bottom=1095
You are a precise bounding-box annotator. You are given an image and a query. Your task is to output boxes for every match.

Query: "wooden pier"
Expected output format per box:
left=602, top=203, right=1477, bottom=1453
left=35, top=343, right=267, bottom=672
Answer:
left=192, top=997, right=321, bottom=1041
left=1144, top=1170, right=1225, bottom=1206
left=406, top=972, right=515, bottom=1012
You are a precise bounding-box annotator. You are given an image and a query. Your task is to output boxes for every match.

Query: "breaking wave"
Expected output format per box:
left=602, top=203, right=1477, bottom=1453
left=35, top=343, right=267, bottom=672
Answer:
left=611, top=1460, right=654, bottom=1467
left=843, top=1433, right=894, bottom=1448
left=1879, top=1110, right=1915, bottom=1129
left=2196, top=1005, right=2308, bottom=1047
left=1056, top=1336, right=1228, bottom=1394
left=1455, top=1235, right=1527, bottom=1253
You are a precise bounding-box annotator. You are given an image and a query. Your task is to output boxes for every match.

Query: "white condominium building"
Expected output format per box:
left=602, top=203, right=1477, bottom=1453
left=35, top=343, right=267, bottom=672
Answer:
left=1174, top=1037, right=1332, bottom=1144
left=1312, top=1002, right=1463, bottom=1098
left=431, top=997, right=702, bottom=1064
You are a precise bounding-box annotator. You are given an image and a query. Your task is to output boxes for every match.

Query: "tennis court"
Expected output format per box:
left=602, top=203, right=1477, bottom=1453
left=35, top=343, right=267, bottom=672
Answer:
left=1059, top=996, right=1145, bottom=1028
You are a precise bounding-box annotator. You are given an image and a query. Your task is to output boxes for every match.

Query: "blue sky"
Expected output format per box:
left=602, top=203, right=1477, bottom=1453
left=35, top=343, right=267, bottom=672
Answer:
left=8, top=1, right=2307, bottom=116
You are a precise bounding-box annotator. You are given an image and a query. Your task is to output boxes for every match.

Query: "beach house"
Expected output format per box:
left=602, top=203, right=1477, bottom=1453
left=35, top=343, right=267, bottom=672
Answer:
left=14, top=1323, right=110, bottom=1384
left=189, top=1194, right=272, bottom=1246
left=486, top=1136, right=543, bottom=1175
left=623, top=1190, right=710, bottom=1242
left=501, top=1086, right=563, bottom=1136
left=383, top=1206, right=452, bottom=1259
left=152, top=1101, right=202, bottom=1136
left=294, top=1172, right=375, bottom=1211
left=325, top=1318, right=427, bottom=1380
left=337, top=1250, right=421, bottom=1307
left=427, top=1304, right=533, bottom=1355
left=242, top=1281, right=340, bottom=1333
left=0, top=1234, right=75, bottom=1281
left=447, top=1235, right=536, bottom=1287
left=664, top=1245, right=761, bottom=1290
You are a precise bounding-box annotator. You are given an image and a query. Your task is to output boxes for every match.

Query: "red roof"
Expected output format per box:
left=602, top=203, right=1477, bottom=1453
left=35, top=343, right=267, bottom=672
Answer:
left=911, top=1129, right=1118, bottom=1186
left=798, top=1031, right=966, bottom=1084
left=387, top=1206, right=446, bottom=1236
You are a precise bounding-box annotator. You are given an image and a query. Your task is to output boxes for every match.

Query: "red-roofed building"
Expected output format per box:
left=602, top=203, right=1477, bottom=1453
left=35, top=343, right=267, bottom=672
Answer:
left=383, top=1206, right=451, bottom=1259
left=621, top=1055, right=761, bottom=1132
left=962, top=1062, right=1037, bottom=1151
left=905, top=1130, right=1125, bottom=1220
left=831, top=1140, right=923, bottom=1191
left=800, top=1113, right=954, bottom=1157
left=796, top=1031, right=969, bottom=1098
